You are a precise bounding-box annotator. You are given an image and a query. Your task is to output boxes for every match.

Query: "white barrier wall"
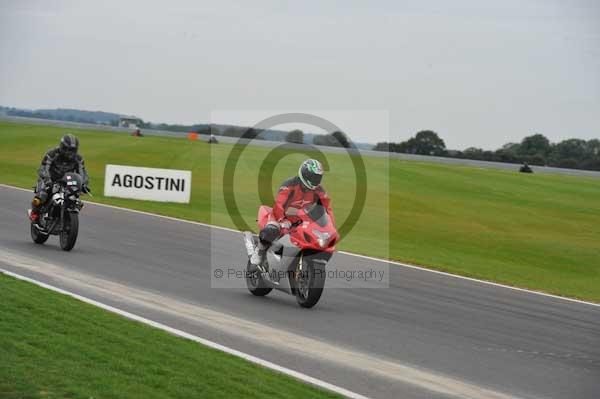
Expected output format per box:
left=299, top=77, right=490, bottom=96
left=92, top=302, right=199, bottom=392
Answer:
left=104, top=165, right=192, bottom=203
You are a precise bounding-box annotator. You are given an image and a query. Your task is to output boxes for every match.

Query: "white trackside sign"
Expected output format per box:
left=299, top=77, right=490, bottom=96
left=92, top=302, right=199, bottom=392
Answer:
left=104, top=164, right=192, bottom=203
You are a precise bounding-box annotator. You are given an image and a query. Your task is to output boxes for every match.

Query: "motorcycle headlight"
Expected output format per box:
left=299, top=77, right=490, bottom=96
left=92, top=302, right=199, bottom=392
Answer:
left=52, top=193, right=64, bottom=205
left=312, top=230, right=330, bottom=248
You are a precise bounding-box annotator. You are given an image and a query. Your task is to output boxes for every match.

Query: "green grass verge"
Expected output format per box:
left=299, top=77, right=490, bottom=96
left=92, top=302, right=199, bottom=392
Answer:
left=1, top=121, right=599, bottom=301
left=0, top=273, right=340, bottom=399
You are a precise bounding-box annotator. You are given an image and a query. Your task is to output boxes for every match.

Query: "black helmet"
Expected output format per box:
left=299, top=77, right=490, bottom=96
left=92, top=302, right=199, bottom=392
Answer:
left=299, top=159, right=324, bottom=190
left=59, top=134, right=79, bottom=159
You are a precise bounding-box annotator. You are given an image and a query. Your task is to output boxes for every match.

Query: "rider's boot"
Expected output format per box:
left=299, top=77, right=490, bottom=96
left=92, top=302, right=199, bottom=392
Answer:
left=249, top=242, right=267, bottom=272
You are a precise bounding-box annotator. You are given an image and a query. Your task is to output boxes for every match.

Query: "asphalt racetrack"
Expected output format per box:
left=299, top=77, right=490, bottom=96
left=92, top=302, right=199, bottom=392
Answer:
left=1, top=185, right=598, bottom=399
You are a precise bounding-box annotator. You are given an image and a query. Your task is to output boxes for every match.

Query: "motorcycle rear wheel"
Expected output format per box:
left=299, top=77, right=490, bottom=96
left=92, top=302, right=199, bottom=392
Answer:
left=30, top=223, right=49, bottom=244
left=60, top=213, right=79, bottom=251
left=245, top=261, right=272, bottom=296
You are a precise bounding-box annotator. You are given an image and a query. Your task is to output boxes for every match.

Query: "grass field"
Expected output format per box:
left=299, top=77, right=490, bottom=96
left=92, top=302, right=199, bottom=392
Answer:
left=1, top=121, right=599, bottom=301
left=0, top=273, right=339, bottom=399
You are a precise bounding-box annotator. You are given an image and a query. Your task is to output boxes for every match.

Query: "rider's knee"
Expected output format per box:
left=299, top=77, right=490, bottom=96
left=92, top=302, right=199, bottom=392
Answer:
left=259, top=222, right=280, bottom=245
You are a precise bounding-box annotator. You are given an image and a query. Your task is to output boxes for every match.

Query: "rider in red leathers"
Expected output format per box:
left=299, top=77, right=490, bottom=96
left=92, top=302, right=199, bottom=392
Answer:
left=250, top=159, right=335, bottom=266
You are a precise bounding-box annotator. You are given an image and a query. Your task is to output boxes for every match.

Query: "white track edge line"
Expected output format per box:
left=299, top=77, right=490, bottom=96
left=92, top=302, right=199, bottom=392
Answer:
left=335, top=251, right=600, bottom=308
left=0, top=268, right=369, bottom=399
left=2, top=183, right=598, bottom=308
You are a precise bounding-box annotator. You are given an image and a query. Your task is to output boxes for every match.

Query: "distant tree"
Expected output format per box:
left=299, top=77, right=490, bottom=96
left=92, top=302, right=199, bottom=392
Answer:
left=406, top=130, right=446, bottom=156
left=494, top=149, right=519, bottom=163
left=313, top=132, right=350, bottom=147
left=221, top=126, right=262, bottom=139
left=556, top=158, right=579, bottom=169
left=313, top=134, right=333, bottom=146
left=552, top=139, right=587, bottom=160
left=581, top=157, right=600, bottom=171
left=373, top=142, right=391, bottom=151
left=208, top=124, right=221, bottom=135
left=394, top=140, right=412, bottom=153
left=285, top=129, right=304, bottom=144
left=374, top=142, right=404, bottom=152
left=482, top=150, right=498, bottom=161
left=492, top=142, right=521, bottom=163
left=519, top=134, right=551, bottom=157
left=586, top=139, right=600, bottom=157
left=463, top=147, right=484, bottom=160
left=501, top=142, right=521, bottom=154
left=373, top=131, right=445, bottom=155
left=195, top=125, right=211, bottom=135
left=242, top=127, right=261, bottom=140
left=525, top=154, right=546, bottom=166
left=223, top=126, right=241, bottom=137
left=133, top=119, right=154, bottom=128
left=331, top=131, right=351, bottom=148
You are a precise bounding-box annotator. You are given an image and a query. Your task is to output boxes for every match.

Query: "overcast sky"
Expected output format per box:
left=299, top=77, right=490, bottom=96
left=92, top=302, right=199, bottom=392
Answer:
left=1, top=0, right=598, bottom=149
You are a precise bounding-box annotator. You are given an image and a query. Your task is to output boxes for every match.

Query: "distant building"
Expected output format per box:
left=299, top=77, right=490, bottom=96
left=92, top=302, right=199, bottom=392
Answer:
left=119, top=116, right=142, bottom=128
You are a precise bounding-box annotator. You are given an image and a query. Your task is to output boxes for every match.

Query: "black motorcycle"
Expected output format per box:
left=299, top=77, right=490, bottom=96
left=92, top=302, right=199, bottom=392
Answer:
left=29, top=172, right=87, bottom=251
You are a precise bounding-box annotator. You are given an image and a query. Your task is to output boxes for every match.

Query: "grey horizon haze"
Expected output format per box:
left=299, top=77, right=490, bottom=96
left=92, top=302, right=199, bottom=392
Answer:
left=1, top=0, right=599, bottom=150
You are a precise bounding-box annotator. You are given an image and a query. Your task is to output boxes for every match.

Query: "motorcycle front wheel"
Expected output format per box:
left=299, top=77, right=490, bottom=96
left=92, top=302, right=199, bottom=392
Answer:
left=245, top=260, right=273, bottom=296
left=59, top=212, right=79, bottom=251
left=295, top=258, right=325, bottom=308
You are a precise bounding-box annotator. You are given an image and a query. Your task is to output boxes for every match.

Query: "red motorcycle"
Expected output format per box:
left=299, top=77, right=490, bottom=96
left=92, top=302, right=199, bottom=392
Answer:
left=242, top=203, right=338, bottom=308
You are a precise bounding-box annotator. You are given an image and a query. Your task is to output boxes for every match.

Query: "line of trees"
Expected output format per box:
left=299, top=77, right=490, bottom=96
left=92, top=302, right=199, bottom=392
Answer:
left=374, top=131, right=600, bottom=171
left=1, top=106, right=116, bottom=125
left=373, top=130, right=447, bottom=156
left=213, top=126, right=264, bottom=140
left=285, top=129, right=352, bottom=148
left=313, top=131, right=351, bottom=147
left=285, top=129, right=304, bottom=144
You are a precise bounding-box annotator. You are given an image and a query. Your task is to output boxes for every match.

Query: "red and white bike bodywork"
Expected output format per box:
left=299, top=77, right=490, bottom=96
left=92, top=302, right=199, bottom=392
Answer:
left=243, top=203, right=338, bottom=308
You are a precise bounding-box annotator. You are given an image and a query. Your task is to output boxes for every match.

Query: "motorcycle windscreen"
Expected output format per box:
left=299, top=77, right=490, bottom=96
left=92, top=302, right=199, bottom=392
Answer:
left=305, top=203, right=329, bottom=228
left=63, top=173, right=82, bottom=194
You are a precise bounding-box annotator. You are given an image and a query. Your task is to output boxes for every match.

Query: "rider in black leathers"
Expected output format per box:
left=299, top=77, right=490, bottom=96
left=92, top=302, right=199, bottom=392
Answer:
left=30, top=134, right=89, bottom=225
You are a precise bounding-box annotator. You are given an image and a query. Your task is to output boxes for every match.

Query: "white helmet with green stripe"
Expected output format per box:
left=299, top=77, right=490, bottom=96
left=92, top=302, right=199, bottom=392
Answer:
left=299, top=159, right=324, bottom=190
